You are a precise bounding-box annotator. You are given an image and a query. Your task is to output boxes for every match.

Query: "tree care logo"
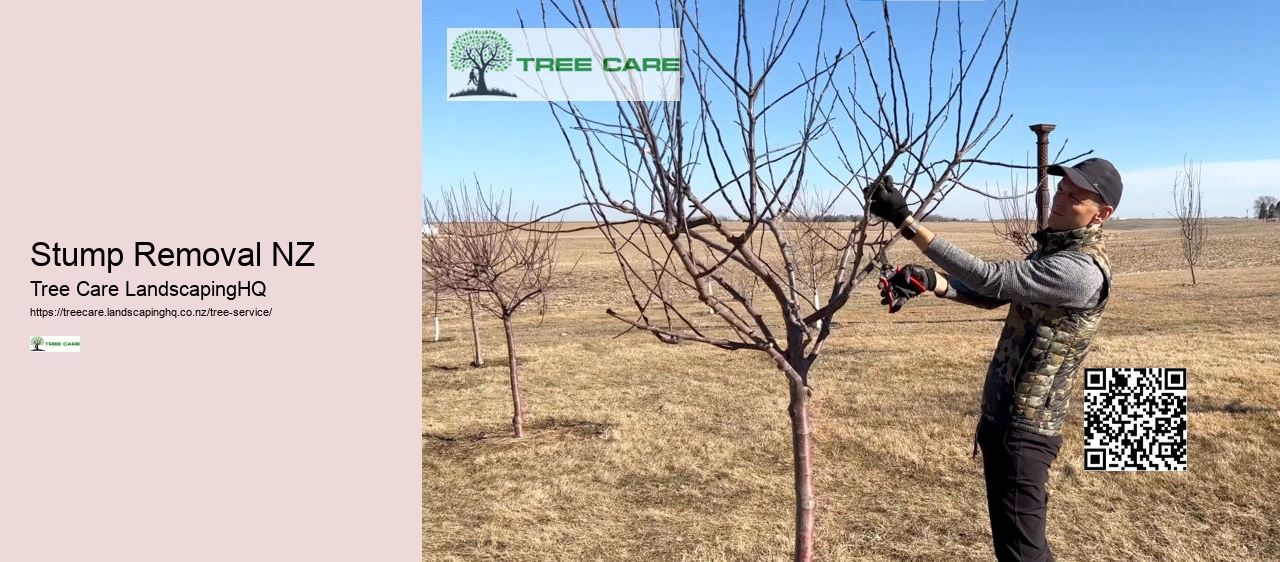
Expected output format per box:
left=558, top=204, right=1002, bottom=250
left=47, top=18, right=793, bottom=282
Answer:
left=30, top=335, right=80, bottom=352
left=446, top=28, right=682, bottom=102
left=449, top=30, right=517, bottom=99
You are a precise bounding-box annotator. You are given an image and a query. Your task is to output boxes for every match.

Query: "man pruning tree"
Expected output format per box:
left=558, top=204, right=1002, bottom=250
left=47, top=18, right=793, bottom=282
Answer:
left=865, top=158, right=1123, bottom=562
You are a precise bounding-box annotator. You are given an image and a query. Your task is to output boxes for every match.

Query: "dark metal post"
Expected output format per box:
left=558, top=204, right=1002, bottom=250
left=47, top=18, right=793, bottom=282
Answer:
left=1030, top=124, right=1056, bottom=230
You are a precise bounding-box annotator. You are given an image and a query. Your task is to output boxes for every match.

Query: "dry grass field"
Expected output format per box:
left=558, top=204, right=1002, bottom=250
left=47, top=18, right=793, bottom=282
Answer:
left=423, top=219, right=1280, bottom=561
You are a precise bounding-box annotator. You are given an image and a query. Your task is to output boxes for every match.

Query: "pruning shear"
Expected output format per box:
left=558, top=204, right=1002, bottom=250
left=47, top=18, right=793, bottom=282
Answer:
left=876, top=252, right=909, bottom=314
left=875, top=253, right=926, bottom=314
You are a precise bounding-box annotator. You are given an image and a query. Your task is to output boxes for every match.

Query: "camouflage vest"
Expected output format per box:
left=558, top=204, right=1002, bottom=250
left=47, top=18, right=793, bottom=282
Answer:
left=981, top=224, right=1111, bottom=436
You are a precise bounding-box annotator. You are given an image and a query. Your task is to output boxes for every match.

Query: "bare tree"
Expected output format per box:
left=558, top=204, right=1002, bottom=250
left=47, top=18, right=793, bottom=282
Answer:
left=423, top=196, right=444, bottom=344
left=984, top=163, right=1039, bottom=256
left=1171, top=158, right=1207, bottom=284
left=785, top=187, right=843, bottom=330
left=986, top=141, right=1085, bottom=255
left=422, top=181, right=563, bottom=437
left=422, top=268, right=443, bottom=343
left=538, top=0, right=1026, bottom=559
left=424, top=233, right=487, bottom=366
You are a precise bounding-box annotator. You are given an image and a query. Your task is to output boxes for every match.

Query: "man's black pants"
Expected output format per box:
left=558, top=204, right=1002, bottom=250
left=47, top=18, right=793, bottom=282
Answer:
left=977, top=419, right=1064, bottom=562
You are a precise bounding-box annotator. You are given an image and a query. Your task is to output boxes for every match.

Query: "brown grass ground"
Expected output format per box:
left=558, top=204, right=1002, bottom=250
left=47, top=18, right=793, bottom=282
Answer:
left=424, top=219, right=1280, bottom=561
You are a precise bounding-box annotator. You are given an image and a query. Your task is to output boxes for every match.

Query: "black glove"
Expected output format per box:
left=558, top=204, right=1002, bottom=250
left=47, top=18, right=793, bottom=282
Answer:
left=879, top=265, right=936, bottom=313
left=863, top=175, right=911, bottom=227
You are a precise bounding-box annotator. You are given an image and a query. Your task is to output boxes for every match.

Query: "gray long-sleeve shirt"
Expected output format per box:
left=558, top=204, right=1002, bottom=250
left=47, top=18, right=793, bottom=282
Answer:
left=924, top=237, right=1104, bottom=310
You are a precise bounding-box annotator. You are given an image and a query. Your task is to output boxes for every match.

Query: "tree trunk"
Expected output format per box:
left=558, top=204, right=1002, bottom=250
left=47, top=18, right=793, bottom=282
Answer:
left=1190, top=263, right=1197, bottom=286
left=433, top=316, right=440, bottom=342
left=813, top=289, right=822, bottom=331
left=477, top=68, right=488, bottom=92
left=468, top=294, right=484, bottom=367
left=787, top=374, right=816, bottom=562
left=502, top=315, right=525, bottom=438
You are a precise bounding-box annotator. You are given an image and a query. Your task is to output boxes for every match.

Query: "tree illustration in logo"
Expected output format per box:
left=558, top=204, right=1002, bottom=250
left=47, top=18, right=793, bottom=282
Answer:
left=30, top=336, right=45, bottom=351
left=449, top=30, right=517, bottom=98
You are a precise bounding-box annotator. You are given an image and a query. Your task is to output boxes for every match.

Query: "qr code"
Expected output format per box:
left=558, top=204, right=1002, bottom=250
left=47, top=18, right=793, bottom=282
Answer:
left=1083, top=368, right=1187, bottom=471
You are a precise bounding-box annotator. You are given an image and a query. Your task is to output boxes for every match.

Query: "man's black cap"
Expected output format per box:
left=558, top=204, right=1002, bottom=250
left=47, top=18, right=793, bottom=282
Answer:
left=1047, top=158, right=1123, bottom=208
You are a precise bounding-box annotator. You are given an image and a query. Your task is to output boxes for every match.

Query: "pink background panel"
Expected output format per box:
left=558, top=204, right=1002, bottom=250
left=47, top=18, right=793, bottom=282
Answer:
left=1, top=2, right=422, bottom=560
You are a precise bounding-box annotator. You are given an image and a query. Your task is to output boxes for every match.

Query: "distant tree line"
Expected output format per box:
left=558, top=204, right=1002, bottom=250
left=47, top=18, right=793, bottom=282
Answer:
left=811, top=214, right=863, bottom=223
left=921, top=215, right=980, bottom=223
left=1256, top=196, right=1279, bottom=221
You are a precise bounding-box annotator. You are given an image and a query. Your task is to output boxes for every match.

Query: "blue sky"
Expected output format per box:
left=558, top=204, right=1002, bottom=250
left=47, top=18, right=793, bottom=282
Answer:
left=425, top=1, right=1280, bottom=220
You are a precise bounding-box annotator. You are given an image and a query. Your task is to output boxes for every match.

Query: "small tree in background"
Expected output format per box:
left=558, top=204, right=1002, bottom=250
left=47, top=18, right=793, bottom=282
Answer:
left=784, top=188, right=843, bottom=330
left=1253, top=195, right=1277, bottom=220
left=986, top=144, right=1081, bottom=256
left=1172, top=158, right=1208, bottom=284
left=984, top=154, right=1042, bottom=256
left=423, top=196, right=444, bottom=344
left=986, top=183, right=1038, bottom=256
left=422, top=180, right=563, bottom=438
left=425, top=284, right=443, bottom=343
left=423, top=238, right=485, bottom=365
